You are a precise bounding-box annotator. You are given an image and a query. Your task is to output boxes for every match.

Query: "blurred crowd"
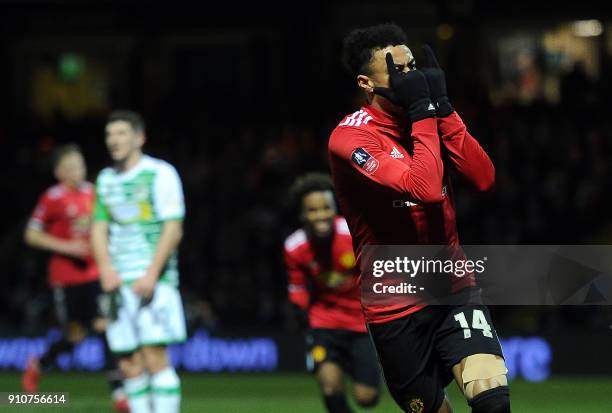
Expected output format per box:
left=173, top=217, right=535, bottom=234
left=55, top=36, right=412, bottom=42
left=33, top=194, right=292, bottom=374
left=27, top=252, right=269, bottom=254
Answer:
left=1, top=54, right=611, bottom=336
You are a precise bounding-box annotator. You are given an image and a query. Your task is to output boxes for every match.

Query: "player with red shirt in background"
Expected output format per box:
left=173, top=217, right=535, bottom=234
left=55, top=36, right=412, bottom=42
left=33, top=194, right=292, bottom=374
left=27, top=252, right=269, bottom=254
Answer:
left=22, top=144, right=128, bottom=412
left=328, top=24, right=510, bottom=413
left=284, top=173, right=380, bottom=413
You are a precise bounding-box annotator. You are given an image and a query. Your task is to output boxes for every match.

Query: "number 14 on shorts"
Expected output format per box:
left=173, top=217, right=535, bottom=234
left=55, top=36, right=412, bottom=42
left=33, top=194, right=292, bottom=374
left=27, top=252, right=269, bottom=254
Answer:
left=454, top=310, right=493, bottom=339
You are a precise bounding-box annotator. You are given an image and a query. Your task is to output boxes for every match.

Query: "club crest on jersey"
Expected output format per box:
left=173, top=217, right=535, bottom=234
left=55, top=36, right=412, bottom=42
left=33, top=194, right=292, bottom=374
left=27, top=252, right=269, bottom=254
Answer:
left=351, top=148, right=379, bottom=174
left=66, top=204, right=78, bottom=217
left=409, top=398, right=424, bottom=413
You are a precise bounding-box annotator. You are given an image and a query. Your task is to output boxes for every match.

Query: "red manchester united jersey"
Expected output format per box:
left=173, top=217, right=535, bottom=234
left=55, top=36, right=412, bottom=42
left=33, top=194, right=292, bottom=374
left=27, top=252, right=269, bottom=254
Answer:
left=28, top=182, right=98, bottom=287
left=328, top=105, right=494, bottom=324
left=284, top=217, right=366, bottom=332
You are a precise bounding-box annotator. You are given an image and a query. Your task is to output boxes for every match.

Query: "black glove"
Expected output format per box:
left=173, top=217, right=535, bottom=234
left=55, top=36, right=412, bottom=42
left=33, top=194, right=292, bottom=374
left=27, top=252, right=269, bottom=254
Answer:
left=420, top=45, right=454, bottom=117
left=374, top=52, right=436, bottom=122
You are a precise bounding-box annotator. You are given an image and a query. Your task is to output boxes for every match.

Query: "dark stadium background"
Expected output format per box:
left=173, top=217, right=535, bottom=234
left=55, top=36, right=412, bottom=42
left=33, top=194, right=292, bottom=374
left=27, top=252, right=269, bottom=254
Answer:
left=0, top=0, right=611, bottom=404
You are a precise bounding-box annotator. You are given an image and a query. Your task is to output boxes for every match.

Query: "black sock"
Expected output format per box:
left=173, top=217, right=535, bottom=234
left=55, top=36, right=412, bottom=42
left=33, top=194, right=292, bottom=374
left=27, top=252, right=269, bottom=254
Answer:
left=39, top=338, right=74, bottom=370
left=323, top=393, right=353, bottom=413
left=469, top=386, right=511, bottom=413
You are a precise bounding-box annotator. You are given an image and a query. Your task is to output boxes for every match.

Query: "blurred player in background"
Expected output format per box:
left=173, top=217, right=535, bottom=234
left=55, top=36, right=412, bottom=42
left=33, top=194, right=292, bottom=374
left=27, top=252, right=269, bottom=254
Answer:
left=91, top=110, right=186, bottom=413
left=22, top=144, right=128, bottom=412
left=285, top=173, right=380, bottom=413
left=329, top=24, right=510, bottom=412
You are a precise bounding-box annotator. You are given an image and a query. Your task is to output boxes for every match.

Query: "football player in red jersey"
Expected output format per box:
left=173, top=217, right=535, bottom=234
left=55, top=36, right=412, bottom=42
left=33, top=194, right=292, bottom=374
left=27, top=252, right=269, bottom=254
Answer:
left=22, top=144, right=128, bottom=412
left=328, top=24, right=510, bottom=413
left=284, top=173, right=380, bottom=413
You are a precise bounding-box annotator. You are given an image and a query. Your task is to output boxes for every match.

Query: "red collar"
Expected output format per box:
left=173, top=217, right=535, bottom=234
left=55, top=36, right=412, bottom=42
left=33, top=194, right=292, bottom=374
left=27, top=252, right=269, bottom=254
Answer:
left=362, top=104, right=407, bottom=139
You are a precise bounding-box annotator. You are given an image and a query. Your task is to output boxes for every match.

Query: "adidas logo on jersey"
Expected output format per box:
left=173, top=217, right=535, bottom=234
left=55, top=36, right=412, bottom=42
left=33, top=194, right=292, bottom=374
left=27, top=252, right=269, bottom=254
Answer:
left=427, top=103, right=435, bottom=111
left=390, top=146, right=404, bottom=159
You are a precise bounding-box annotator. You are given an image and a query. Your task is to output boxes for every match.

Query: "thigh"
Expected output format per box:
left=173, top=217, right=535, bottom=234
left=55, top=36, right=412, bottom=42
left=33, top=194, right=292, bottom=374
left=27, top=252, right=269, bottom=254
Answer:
left=71, top=281, right=102, bottom=326
left=368, top=308, right=447, bottom=413
left=118, top=349, right=145, bottom=377
left=137, top=283, right=187, bottom=347
left=435, top=304, right=505, bottom=383
left=306, top=329, right=348, bottom=374
left=140, top=345, right=171, bottom=373
left=57, top=284, right=91, bottom=340
left=348, top=332, right=381, bottom=388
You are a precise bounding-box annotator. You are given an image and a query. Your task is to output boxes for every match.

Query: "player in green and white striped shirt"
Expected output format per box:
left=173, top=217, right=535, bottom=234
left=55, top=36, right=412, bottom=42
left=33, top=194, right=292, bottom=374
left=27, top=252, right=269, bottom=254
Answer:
left=91, top=110, right=186, bottom=413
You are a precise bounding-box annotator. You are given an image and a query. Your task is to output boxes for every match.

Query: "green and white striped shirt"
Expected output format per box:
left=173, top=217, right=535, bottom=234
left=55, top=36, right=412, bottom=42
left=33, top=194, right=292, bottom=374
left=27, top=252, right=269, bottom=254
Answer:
left=93, top=155, right=184, bottom=285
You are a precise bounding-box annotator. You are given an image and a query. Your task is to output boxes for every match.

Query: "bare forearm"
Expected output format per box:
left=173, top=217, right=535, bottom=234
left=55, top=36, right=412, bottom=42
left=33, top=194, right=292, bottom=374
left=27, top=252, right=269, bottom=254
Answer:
left=24, top=228, right=69, bottom=254
left=148, top=220, right=183, bottom=279
left=90, top=222, right=112, bottom=269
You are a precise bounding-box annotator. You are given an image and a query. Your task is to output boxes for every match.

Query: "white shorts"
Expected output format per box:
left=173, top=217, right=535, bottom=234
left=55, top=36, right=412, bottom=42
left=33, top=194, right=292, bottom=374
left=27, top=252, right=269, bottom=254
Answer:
left=106, top=282, right=187, bottom=353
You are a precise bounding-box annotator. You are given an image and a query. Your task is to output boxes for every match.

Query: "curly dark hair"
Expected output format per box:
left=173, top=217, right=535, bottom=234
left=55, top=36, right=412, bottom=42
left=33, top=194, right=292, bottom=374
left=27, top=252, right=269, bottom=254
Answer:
left=342, top=22, right=408, bottom=78
left=288, top=172, right=335, bottom=212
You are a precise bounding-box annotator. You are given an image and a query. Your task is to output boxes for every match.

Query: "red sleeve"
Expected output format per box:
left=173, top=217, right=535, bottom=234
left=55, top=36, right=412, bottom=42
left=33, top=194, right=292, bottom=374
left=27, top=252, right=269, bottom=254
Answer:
left=28, top=193, right=51, bottom=230
left=437, top=112, right=495, bottom=191
left=329, top=117, right=444, bottom=203
left=284, top=248, right=310, bottom=310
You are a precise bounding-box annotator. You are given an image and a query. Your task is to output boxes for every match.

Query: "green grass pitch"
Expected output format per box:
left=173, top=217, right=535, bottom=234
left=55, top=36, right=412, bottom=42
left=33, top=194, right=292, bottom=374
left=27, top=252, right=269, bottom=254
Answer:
left=0, top=372, right=610, bottom=412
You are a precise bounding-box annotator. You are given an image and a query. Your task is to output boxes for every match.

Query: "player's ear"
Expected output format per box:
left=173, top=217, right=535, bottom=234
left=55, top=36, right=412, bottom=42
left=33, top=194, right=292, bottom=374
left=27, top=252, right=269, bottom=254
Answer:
left=357, top=75, right=375, bottom=94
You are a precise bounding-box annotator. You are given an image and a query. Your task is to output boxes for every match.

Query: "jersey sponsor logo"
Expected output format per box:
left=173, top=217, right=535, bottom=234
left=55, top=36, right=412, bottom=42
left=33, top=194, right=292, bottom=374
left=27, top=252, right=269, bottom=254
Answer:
left=351, top=148, right=379, bottom=175
left=339, top=109, right=373, bottom=127
left=390, top=146, right=404, bottom=159
left=110, top=204, right=141, bottom=222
